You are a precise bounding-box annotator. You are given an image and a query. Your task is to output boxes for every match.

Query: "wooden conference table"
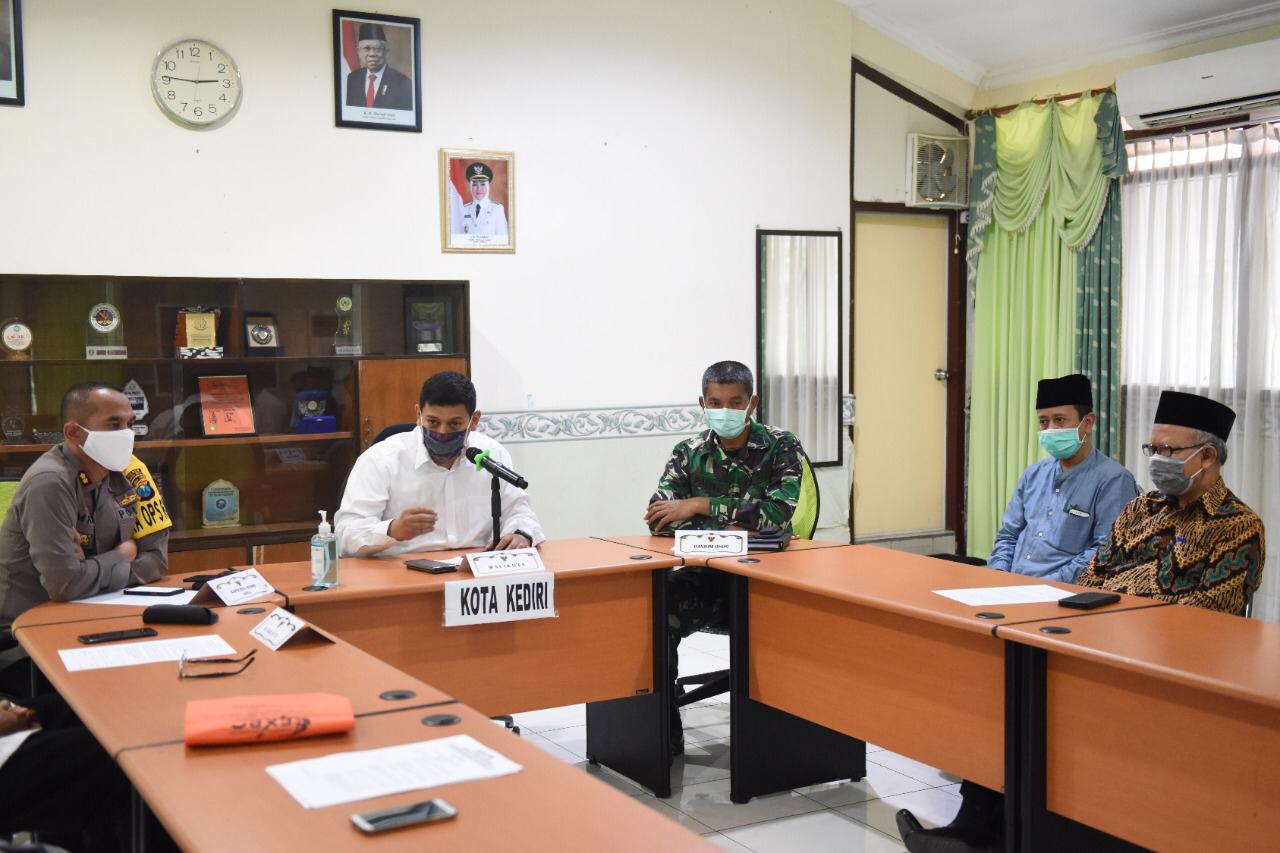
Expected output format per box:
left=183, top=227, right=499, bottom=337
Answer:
left=122, top=703, right=711, bottom=852
left=12, top=546, right=713, bottom=852
left=995, top=605, right=1280, bottom=853
left=251, top=537, right=682, bottom=796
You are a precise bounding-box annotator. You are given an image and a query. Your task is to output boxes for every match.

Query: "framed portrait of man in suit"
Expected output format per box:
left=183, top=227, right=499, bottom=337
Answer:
left=0, top=0, right=24, bottom=107
left=332, top=9, right=421, bottom=132
left=440, top=148, right=516, bottom=253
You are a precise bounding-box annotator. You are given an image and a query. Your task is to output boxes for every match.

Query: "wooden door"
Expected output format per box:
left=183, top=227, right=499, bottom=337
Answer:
left=357, top=358, right=468, bottom=451
left=853, top=213, right=949, bottom=537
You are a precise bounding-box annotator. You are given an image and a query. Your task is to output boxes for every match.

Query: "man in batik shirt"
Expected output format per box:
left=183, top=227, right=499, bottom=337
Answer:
left=898, top=390, right=1265, bottom=853
left=1076, top=389, right=1264, bottom=614
left=645, top=360, right=803, bottom=754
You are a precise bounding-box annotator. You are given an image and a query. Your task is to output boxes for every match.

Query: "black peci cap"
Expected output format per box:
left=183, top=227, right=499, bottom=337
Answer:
left=1035, top=374, right=1093, bottom=410
left=357, top=23, right=388, bottom=42
left=1153, top=390, right=1236, bottom=441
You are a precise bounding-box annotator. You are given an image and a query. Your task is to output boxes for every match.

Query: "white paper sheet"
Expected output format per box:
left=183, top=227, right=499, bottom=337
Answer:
left=932, top=585, right=1075, bottom=607
left=266, top=734, right=523, bottom=809
left=71, top=588, right=199, bottom=607
left=58, top=634, right=236, bottom=672
left=467, top=548, right=546, bottom=578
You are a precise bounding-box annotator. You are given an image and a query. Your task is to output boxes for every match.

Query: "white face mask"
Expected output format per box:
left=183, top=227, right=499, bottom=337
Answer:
left=77, top=425, right=135, bottom=472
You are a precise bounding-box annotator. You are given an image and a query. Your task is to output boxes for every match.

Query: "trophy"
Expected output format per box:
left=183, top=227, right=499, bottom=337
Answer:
left=403, top=296, right=453, bottom=354
left=331, top=295, right=361, bottom=356
left=176, top=307, right=224, bottom=359
left=122, top=379, right=150, bottom=438
left=1, top=319, right=33, bottom=360
left=1, top=408, right=25, bottom=444
left=86, top=303, right=127, bottom=359
left=293, top=389, right=336, bottom=434
left=201, top=479, right=240, bottom=528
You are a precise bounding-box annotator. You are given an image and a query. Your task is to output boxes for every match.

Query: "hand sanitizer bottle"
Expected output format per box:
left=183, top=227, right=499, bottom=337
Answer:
left=311, top=510, right=339, bottom=588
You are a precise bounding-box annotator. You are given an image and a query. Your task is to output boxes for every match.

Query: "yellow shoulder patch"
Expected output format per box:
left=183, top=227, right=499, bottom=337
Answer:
left=122, top=456, right=173, bottom=539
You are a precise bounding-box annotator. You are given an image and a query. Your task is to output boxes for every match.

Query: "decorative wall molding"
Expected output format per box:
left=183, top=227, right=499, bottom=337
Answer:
left=842, top=394, right=856, bottom=426
left=478, top=404, right=703, bottom=444
left=847, top=5, right=985, bottom=85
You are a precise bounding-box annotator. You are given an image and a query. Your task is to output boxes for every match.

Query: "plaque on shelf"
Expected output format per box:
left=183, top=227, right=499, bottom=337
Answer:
left=244, top=313, right=281, bottom=357
left=331, top=295, right=361, bottom=356
left=86, top=303, right=128, bottom=360
left=1, top=319, right=33, bottom=360
left=403, top=294, right=454, bottom=354
left=32, top=431, right=61, bottom=445
left=293, top=389, right=336, bottom=434
left=176, top=307, right=224, bottom=359
left=1, top=409, right=25, bottom=444
left=122, top=379, right=150, bottom=437
left=196, top=375, right=256, bottom=437
left=201, top=479, right=240, bottom=528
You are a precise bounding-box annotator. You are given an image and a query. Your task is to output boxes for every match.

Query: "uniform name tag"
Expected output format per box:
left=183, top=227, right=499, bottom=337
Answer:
left=443, top=572, right=556, bottom=627
left=1067, top=507, right=1090, bottom=518
left=675, top=530, right=748, bottom=557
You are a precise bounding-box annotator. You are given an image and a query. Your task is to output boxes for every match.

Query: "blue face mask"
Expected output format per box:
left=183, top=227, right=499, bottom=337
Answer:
left=705, top=407, right=749, bottom=440
left=1038, top=425, right=1084, bottom=460
left=423, top=427, right=467, bottom=459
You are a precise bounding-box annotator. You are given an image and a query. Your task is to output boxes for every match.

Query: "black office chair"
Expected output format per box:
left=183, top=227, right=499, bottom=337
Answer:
left=675, top=452, right=822, bottom=708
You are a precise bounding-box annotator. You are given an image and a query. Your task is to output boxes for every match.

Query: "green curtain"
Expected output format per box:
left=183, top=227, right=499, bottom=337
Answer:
left=966, top=94, right=1116, bottom=558
left=1073, top=93, right=1128, bottom=458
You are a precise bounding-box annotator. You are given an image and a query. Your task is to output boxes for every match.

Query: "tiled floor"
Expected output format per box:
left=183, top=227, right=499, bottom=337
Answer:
left=511, top=632, right=962, bottom=852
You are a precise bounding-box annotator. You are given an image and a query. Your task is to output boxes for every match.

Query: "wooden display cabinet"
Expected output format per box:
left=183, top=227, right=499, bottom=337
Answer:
left=0, top=276, right=469, bottom=571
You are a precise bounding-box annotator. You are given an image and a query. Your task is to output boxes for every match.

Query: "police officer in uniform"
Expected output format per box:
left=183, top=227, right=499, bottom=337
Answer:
left=0, top=382, right=171, bottom=695
left=459, top=162, right=508, bottom=236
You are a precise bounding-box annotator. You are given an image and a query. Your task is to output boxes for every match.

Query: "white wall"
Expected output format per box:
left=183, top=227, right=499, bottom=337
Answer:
left=0, top=0, right=854, bottom=539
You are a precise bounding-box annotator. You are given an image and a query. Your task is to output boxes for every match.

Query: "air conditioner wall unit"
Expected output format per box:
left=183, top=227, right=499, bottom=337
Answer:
left=1118, top=38, right=1280, bottom=130
left=906, top=133, right=968, bottom=210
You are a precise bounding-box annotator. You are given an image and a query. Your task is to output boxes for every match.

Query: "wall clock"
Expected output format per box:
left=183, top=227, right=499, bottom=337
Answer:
left=151, top=38, right=242, bottom=130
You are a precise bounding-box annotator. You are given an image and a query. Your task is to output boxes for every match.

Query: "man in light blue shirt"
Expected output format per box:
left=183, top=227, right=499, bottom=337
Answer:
left=987, top=374, right=1138, bottom=583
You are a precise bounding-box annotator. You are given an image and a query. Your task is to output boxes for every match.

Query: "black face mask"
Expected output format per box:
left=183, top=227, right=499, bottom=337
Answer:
left=423, top=428, right=467, bottom=459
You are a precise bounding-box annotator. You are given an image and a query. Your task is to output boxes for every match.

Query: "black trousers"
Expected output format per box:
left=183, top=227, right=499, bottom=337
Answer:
left=0, top=694, right=130, bottom=852
left=666, top=567, right=731, bottom=738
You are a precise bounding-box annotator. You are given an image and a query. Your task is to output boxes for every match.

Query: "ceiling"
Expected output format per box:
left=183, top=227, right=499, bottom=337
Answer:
left=843, top=0, right=1280, bottom=89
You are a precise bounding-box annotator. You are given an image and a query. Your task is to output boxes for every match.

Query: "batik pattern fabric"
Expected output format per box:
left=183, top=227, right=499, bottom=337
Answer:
left=648, top=422, right=802, bottom=533
left=1077, top=479, right=1265, bottom=615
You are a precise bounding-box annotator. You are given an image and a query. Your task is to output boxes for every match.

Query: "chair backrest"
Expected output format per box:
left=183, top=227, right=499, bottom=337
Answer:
left=791, top=452, right=820, bottom=540
left=0, top=478, right=19, bottom=528
left=374, top=422, right=417, bottom=444
left=336, top=423, right=417, bottom=509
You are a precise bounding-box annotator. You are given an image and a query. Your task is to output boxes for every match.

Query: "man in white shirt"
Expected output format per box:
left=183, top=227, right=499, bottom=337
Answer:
left=335, top=371, right=543, bottom=557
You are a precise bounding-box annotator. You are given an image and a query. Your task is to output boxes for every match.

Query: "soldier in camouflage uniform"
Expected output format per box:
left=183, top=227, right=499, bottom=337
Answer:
left=645, top=361, right=803, bottom=753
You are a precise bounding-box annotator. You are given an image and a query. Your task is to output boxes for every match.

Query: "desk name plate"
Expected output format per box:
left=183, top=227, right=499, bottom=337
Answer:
left=674, top=530, right=748, bottom=557
left=443, top=572, right=556, bottom=628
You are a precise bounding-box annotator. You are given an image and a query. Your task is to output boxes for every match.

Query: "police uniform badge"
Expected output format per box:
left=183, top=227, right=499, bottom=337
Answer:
left=122, top=456, right=173, bottom=539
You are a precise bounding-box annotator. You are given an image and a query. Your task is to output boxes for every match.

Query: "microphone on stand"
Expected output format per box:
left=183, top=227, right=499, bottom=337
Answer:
left=465, top=447, right=529, bottom=490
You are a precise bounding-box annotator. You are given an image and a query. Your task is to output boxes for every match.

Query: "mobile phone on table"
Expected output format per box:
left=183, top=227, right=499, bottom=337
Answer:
left=1058, top=591, right=1121, bottom=610
left=123, top=586, right=186, bottom=597
left=351, top=799, right=457, bottom=833
left=405, top=559, right=459, bottom=575
left=77, top=627, right=158, bottom=645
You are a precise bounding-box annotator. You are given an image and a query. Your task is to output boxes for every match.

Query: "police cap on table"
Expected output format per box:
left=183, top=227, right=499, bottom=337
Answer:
left=1153, top=390, right=1236, bottom=441
left=1035, top=373, right=1092, bottom=410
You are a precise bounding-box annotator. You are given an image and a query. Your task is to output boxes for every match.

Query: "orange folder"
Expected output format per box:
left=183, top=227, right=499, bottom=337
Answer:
left=184, top=693, right=355, bottom=746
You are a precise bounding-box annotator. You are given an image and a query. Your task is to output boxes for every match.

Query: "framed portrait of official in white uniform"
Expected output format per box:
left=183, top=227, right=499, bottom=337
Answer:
left=0, top=0, right=24, bottom=106
left=332, top=9, right=421, bottom=132
left=440, top=148, right=515, bottom=253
